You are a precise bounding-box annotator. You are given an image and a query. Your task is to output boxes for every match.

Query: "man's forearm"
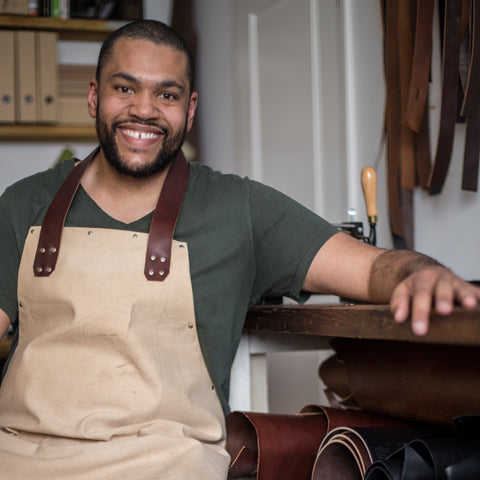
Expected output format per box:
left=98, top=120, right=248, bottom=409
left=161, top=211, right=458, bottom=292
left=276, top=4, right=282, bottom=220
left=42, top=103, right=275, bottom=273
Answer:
left=367, top=249, right=443, bottom=304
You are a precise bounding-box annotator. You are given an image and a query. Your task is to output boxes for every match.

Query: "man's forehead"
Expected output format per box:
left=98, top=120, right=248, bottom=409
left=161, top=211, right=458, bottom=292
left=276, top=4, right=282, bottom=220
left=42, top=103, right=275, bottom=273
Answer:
left=110, top=37, right=187, bottom=63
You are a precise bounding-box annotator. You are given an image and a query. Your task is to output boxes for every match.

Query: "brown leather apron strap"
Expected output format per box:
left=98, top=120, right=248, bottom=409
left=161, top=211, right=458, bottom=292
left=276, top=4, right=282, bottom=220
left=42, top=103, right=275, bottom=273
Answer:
left=33, top=148, right=98, bottom=277
left=428, top=0, right=463, bottom=194
left=144, top=151, right=190, bottom=281
left=34, top=148, right=190, bottom=281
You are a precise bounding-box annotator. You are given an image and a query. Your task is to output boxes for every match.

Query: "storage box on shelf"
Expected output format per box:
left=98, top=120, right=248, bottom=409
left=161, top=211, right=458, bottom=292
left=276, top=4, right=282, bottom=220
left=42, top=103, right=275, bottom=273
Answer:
left=0, top=14, right=126, bottom=142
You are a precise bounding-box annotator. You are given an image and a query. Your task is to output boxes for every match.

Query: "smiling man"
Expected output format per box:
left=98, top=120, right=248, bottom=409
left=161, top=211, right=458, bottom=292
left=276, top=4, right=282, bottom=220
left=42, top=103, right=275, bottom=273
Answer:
left=0, top=20, right=478, bottom=480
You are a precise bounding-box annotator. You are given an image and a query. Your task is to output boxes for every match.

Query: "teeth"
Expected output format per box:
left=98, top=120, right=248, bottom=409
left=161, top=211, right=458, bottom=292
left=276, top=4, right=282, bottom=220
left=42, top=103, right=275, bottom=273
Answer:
left=122, top=129, right=159, bottom=140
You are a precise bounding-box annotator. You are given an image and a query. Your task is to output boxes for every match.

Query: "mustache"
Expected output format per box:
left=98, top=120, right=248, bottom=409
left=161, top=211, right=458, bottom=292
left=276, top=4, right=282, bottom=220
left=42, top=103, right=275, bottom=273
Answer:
left=112, top=119, right=169, bottom=135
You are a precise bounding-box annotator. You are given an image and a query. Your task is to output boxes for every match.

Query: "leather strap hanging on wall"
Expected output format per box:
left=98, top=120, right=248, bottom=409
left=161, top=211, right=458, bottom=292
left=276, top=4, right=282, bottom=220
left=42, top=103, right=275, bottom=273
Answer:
left=382, top=0, right=480, bottom=245
left=428, top=0, right=463, bottom=194
left=381, top=0, right=436, bottom=249
left=382, top=0, right=413, bottom=249
left=460, top=0, right=480, bottom=191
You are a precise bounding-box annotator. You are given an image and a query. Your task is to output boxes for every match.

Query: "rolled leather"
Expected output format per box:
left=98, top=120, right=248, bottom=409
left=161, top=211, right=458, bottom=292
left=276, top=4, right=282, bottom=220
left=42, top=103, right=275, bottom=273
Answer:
left=226, top=406, right=404, bottom=480
left=366, top=436, right=480, bottom=480
left=312, top=424, right=452, bottom=480
left=320, top=338, right=480, bottom=425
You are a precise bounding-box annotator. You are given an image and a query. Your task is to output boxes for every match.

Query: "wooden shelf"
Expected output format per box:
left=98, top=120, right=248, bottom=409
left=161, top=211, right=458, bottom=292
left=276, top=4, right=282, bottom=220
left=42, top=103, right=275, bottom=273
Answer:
left=0, top=14, right=127, bottom=40
left=245, top=304, right=480, bottom=347
left=0, top=124, right=97, bottom=142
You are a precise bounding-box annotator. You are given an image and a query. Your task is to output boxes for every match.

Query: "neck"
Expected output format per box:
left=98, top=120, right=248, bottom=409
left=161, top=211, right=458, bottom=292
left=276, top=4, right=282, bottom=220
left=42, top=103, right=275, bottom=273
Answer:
left=81, top=150, right=171, bottom=224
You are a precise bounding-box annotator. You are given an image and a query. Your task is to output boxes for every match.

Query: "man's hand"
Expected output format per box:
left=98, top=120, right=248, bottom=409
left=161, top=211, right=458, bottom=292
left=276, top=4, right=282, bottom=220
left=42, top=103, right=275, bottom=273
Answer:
left=304, top=232, right=480, bottom=336
left=390, top=266, right=480, bottom=335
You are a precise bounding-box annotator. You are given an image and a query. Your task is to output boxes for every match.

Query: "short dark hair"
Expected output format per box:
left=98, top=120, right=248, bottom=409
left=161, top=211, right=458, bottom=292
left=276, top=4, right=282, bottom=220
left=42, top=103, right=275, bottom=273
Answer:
left=96, top=19, right=195, bottom=91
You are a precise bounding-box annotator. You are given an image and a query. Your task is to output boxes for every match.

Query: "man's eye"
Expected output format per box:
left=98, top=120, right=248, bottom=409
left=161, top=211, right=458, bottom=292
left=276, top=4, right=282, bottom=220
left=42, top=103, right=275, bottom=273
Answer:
left=160, top=92, right=177, bottom=101
left=118, top=86, right=133, bottom=94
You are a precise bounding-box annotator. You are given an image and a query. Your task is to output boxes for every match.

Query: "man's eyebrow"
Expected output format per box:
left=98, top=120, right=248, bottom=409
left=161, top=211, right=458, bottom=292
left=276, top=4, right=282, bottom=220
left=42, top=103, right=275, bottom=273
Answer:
left=110, top=72, right=185, bottom=92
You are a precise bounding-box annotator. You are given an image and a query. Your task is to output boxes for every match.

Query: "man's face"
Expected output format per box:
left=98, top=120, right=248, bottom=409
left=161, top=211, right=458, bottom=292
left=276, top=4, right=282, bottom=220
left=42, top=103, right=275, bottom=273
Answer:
left=87, top=38, right=197, bottom=178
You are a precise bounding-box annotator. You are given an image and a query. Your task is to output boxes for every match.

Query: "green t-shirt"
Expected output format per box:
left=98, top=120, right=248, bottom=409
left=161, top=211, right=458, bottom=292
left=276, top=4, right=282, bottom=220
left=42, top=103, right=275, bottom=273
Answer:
left=0, top=158, right=338, bottom=414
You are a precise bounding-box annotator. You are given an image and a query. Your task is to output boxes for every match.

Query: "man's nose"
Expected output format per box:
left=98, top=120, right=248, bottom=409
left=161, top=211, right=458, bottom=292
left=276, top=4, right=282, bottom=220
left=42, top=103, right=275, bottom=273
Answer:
left=128, top=92, right=159, bottom=119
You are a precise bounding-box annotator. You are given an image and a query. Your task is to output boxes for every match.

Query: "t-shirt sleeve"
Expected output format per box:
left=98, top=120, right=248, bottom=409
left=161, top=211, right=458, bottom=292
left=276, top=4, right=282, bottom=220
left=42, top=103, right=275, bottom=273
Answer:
left=0, top=189, right=23, bottom=323
left=249, top=180, right=339, bottom=303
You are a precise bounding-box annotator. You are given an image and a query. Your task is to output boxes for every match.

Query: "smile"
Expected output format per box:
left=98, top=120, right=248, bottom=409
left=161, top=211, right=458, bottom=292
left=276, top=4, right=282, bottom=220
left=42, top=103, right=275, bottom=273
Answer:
left=121, top=129, right=160, bottom=140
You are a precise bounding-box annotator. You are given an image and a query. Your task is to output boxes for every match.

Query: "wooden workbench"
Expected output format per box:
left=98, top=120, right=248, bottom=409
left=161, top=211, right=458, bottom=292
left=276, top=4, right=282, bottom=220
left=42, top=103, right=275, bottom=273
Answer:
left=244, top=304, right=480, bottom=346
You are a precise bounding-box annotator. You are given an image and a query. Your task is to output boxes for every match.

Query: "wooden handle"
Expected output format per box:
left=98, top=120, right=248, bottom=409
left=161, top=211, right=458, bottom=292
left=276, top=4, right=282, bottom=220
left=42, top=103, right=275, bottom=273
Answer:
left=361, top=166, right=378, bottom=223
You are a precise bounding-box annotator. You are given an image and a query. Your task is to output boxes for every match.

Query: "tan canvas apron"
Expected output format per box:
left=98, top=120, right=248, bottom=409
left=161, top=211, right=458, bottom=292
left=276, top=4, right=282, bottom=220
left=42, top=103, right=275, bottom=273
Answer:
left=0, top=153, right=229, bottom=479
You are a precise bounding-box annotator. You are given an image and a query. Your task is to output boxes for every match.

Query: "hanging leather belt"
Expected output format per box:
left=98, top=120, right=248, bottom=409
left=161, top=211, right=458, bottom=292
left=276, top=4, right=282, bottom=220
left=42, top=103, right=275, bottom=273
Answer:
left=460, top=0, right=480, bottom=191
left=428, top=0, right=463, bottom=194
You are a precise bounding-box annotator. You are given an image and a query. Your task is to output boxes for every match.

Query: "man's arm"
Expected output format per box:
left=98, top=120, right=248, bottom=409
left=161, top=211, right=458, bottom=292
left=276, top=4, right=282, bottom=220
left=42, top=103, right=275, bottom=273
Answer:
left=303, top=232, right=480, bottom=335
left=0, top=309, right=10, bottom=338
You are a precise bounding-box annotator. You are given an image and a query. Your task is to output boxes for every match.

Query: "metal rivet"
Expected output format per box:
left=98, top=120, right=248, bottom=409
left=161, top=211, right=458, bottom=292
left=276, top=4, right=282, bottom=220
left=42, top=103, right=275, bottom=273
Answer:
left=150, top=255, right=156, bottom=261
left=179, top=244, right=184, bottom=248
left=39, top=247, right=46, bottom=253
left=160, top=257, right=166, bottom=263
left=46, top=267, right=52, bottom=273
left=30, top=229, right=35, bottom=234
left=133, top=234, right=138, bottom=239
left=88, top=231, right=93, bottom=236
left=19, top=302, right=23, bottom=308
left=188, top=323, right=194, bottom=329
left=36, top=267, right=43, bottom=273
left=159, top=271, right=165, bottom=276
left=148, top=270, right=154, bottom=276
left=50, top=247, right=57, bottom=253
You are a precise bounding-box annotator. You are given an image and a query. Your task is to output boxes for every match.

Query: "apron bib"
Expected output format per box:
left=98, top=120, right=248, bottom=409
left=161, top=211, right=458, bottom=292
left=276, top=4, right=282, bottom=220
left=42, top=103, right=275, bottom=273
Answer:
left=0, top=154, right=228, bottom=479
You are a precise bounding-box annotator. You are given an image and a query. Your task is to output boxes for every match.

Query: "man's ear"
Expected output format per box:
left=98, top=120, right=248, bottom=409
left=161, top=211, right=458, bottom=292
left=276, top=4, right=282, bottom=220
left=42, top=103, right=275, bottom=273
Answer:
left=186, top=92, right=198, bottom=132
left=87, top=79, right=98, bottom=118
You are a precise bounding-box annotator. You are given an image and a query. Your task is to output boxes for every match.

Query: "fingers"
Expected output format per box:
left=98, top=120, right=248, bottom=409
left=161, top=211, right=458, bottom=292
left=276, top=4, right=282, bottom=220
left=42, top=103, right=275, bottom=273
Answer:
left=390, top=268, right=480, bottom=336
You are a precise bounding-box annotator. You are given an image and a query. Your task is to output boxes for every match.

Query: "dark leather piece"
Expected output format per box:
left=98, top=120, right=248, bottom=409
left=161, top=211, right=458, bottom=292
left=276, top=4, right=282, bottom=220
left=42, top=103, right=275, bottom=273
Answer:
left=445, top=451, right=480, bottom=479
left=428, top=0, right=463, bottom=194
left=226, top=407, right=404, bottom=480
left=366, top=432, right=480, bottom=480
left=33, top=148, right=190, bottom=282
left=462, top=114, right=480, bottom=191
left=405, top=0, right=435, bottom=133
left=320, top=338, right=480, bottom=425
left=312, top=425, right=452, bottom=480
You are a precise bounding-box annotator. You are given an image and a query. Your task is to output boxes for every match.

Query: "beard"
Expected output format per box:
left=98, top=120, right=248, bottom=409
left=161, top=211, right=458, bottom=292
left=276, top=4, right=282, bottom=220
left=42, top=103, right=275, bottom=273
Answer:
left=95, top=109, right=188, bottom=179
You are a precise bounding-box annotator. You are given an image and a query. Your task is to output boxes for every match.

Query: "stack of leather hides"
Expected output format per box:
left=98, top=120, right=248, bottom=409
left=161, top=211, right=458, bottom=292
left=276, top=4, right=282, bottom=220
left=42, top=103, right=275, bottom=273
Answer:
left=226, top=407, right=480, bottom=479
left=226, top=405, right=405, bottom=479
left=226, top=338, right=480, bottom=479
